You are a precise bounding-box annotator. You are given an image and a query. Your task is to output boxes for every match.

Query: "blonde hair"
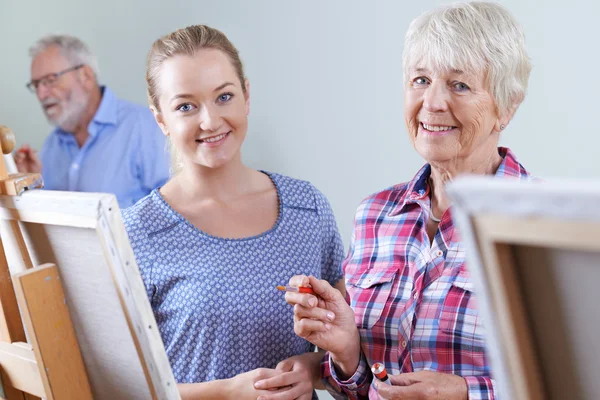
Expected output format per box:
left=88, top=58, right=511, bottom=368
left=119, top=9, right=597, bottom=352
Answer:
left=145, top=25, right=246, bottom=173
left=403, top=2, right=532, bottom=115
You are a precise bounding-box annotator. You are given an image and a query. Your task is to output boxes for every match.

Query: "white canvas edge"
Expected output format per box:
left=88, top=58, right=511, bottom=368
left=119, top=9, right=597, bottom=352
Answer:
left=447, top=175, right=600, bottom=222
left=447, top=195, right=514, bottom=399
left=96, top=196, right=179, bottom=400
left=0, top=190, right=113, bottom=228
left=446, top=176, right=532, bottom=400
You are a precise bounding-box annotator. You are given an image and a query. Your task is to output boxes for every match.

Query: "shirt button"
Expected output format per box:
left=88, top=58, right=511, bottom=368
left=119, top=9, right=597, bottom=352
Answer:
left=401, top=340, right=407, bottom=348
left=413, top=293, right=418, bottom=300
left=436, top=250, right=443, bottom=257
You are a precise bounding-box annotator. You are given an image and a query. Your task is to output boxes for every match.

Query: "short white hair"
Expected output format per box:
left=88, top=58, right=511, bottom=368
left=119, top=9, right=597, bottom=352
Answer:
left=403, top=2, right=532, bottom=114
left=29, top=34, right=99, bottom=78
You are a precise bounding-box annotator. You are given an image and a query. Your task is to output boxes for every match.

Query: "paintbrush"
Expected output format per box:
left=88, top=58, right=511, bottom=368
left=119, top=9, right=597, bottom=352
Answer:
left=276, top=285, right=316, bottom=295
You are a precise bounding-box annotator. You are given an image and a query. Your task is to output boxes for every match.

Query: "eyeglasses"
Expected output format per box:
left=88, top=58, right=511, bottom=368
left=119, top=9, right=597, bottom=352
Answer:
left=26, top=64, right=84, bottom=93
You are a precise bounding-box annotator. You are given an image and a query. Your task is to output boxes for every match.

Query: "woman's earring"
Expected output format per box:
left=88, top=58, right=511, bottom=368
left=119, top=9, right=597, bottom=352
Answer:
left=500, top=124, right=506, bottom=130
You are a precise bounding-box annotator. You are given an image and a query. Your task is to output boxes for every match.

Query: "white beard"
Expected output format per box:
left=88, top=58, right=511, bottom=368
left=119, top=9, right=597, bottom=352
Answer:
left=44, top=86, right=89, bottom=132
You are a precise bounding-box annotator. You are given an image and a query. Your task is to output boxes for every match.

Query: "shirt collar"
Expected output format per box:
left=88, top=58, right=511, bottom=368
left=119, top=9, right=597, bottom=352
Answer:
left=494, top=147, right=529, bottom=179
left=387, top=164, right=431, bottom=217
left=388, top=147, right=529, bottom=217
left=92, top=86, right=118, bottom=126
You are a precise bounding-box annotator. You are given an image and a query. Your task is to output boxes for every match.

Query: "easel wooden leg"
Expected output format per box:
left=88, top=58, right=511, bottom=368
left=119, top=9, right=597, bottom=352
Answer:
left=0, top=239, right=26, bottom=344
left=13, top=264, right=92, bottom=400
left=0, top=238, right=37, bottom=400
left=0, top=220, right=34, bottom=275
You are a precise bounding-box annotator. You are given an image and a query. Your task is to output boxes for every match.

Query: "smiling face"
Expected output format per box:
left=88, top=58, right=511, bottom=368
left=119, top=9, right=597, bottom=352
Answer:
left=404, top=66, right=503, bottom=165
left=152, top=48, right=250, bottom=170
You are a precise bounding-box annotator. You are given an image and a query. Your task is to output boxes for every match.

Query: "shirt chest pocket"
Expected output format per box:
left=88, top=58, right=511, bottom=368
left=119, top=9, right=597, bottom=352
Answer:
left=346, top=269, right=397, bottom=330
left=439, top=277, right=485, bottom=341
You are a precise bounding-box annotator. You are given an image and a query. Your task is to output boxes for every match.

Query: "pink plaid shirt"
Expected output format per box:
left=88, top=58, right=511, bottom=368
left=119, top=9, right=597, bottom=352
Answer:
left=322, top=148, right=531, bottom=400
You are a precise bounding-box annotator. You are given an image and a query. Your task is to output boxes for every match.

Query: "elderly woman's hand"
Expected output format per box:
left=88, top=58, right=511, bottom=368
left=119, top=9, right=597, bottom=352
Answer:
left=374, top=370, right=468, bottom=400
left=285, top=275, right=361, bottom=378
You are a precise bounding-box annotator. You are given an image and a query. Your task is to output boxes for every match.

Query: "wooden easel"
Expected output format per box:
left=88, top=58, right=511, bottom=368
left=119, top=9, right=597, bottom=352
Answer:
left=0, top=125, right=93, bottom=399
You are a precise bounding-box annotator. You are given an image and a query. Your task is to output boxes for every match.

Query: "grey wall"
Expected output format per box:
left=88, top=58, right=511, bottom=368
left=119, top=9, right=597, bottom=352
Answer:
left=1, top=1, right=598, bottom=397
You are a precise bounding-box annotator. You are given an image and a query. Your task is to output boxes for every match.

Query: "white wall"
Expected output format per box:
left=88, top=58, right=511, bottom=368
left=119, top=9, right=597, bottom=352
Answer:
left=1, top=0, right=598, bottom=397
left=2, top=0, right=599, bottom=245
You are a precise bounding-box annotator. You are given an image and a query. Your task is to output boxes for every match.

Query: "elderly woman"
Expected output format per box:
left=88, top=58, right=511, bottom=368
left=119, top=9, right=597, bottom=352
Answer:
left=258, top=2, right=532, bottom=399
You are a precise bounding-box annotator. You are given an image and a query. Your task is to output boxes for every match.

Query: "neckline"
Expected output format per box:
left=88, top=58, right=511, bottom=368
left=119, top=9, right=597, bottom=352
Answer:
left=152, top=170, right=284, bottom=242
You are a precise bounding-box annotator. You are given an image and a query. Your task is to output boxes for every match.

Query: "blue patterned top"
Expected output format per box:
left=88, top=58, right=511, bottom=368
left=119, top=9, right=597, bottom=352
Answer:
left=122, top=171, right=344, bottom=384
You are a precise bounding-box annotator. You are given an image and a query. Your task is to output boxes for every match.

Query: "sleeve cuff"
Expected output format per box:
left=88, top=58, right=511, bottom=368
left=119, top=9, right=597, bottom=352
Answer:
left=328, top=351, right=371, bottom=390
left=464, top=376, right=496, bottom=400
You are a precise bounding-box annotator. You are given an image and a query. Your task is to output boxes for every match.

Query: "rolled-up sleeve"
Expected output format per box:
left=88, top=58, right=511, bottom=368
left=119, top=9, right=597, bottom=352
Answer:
left=321, top=351, right=371, bottom=400
left=465, top=375, right=496, bottom=400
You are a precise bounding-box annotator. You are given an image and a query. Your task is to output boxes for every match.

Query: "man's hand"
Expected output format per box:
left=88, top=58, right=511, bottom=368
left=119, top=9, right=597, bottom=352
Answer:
left=14, top=145, right=42, bottom=173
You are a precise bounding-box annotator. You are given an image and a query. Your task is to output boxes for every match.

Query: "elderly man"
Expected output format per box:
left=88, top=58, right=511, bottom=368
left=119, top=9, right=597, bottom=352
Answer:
left=16, top=35, right=169, bottom=208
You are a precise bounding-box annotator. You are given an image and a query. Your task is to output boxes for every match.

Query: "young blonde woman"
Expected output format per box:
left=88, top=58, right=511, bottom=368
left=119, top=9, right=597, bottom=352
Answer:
left=123, top=25, right=345, bottom=400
